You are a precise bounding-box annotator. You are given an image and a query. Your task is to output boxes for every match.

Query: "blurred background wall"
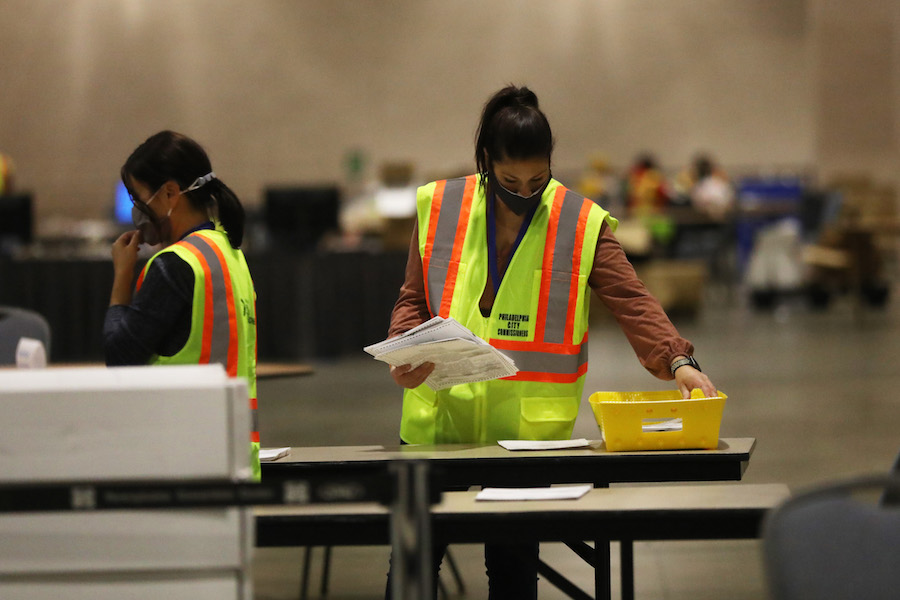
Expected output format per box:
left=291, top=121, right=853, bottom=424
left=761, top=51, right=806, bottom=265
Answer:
left=1, top=0, right=896, bottom=225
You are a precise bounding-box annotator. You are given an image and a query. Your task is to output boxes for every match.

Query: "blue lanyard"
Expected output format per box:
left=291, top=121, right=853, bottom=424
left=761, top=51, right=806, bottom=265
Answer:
left=486, top=191, right=538, bottom=297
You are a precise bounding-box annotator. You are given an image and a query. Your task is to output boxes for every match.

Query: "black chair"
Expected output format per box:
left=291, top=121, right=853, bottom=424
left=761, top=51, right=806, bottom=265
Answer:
left=763, top=473, right=900, bottom=600
left=883, top=447, right=900, bottom=505
left=0, top=305, right=51, bottom=365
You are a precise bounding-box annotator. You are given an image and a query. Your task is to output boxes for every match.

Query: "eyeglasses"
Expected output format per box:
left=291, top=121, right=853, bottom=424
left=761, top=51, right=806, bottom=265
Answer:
left=128, top=185, right=164, bottom=219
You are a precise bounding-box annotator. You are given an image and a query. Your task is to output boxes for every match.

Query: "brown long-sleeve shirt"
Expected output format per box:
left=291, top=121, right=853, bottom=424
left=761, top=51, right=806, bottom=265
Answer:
left=389, top=221, right=692, bottom=380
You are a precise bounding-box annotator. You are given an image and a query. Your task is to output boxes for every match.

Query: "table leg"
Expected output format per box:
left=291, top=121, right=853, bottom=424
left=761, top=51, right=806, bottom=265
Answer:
left=299, top=546, right=312, bottom=600
left=389, top=461, right=433, bottom=600
left=536, top=559, right=594, bottom=600
left=594, top=539, right=611, bottom=600
left=560, top=540, right=612, bottom=600
left=320, top=546, right=332, bottom=597
left=620, top=540, right=634, bottom=600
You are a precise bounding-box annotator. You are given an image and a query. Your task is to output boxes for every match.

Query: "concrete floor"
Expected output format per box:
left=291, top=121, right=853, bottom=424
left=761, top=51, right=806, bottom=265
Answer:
left=252, top=290, right=900, bottom=600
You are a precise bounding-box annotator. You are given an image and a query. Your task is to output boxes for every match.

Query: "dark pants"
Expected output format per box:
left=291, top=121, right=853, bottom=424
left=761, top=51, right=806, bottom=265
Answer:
left=385, top=441, right=540, bottom=598
left=385, top=541, right=539, bottom=600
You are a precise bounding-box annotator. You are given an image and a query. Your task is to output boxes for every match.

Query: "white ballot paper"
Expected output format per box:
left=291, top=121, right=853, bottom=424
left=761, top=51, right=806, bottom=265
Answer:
left=259, top=447, right=290, bottom=461
left=364, top=317, right=517, bottom=391
left=476, top=485, right=592, bottom=501
left=498, top=439, right=591, bottom=451
left=641, top=418, right=683, bottom=432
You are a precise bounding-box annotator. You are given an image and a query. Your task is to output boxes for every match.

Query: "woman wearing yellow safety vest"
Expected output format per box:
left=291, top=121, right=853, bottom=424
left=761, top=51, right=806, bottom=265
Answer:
left=386, top=86, right=716, bottom=598
left=104, top=131, right=260, bottom=479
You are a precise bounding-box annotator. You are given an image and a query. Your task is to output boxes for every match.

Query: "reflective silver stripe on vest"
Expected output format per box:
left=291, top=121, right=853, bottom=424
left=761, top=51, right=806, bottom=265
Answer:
left=426, top=177, right=469, bottom=316
left=181, top=236, right=231, bottom=365
left=543, top=189, right=586, bottom=344
left=499, top=343, right=588, bottom=376
left=251, top=403, right=258, bottom=437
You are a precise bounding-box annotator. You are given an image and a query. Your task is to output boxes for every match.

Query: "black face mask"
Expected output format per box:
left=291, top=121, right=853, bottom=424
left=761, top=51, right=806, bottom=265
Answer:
left=488, top=170, right=550, bottom=216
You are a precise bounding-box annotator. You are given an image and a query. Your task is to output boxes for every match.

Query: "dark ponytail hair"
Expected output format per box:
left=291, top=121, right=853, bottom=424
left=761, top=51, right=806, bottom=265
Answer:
left=475, top=85, right=554, bottom=186
left=121, top=130, right=245, bottom=248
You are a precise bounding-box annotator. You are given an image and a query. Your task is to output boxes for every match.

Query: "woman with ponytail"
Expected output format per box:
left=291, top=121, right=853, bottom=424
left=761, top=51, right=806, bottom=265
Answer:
left=104, top=130, right=260, bottom=478
left=386, top=86, right=716, bottom=598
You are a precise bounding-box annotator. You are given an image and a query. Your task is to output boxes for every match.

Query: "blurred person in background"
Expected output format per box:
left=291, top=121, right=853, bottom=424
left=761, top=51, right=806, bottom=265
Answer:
left=625, top=152, right=671, bottom=217
left=624, top=152, right=676, bottom=255
left=103, top=130, right=261, bottom=479
left=577, top=151, right=625, bottom=217
left=674, top=153, right=735, bottom=222
left=0, top=153, right=15, bottom=195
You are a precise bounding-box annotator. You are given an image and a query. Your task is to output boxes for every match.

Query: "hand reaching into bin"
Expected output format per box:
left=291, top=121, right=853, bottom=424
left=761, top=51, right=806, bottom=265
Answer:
left=671, top=355, right=716, bottom=399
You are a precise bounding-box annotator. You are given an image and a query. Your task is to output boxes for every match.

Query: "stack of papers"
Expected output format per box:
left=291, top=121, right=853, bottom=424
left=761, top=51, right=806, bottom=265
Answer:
left=364, top=316, right=517, bottom=390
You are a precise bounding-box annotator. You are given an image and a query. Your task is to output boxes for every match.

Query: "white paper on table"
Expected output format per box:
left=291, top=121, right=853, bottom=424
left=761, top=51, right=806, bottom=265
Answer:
left=475, top=485, right=592, bottom=501
left=372, top=337, right=517, bottom=391
left=498, top=439, right=591, bottom=451
left=259, top=447, right=290, bottom=461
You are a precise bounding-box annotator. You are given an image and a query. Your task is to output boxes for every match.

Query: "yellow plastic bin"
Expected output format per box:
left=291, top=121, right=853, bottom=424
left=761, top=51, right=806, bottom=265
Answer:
left=588, top=389, right=727, bottom=451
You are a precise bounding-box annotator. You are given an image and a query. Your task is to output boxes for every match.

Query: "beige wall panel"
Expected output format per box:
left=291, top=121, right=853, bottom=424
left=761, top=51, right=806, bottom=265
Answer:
left=0, top=0, right=837, bottom=225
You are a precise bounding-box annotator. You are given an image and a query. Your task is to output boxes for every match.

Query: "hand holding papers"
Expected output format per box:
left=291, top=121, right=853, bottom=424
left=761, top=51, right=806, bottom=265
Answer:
left=364, top=317, right=517, bottom=391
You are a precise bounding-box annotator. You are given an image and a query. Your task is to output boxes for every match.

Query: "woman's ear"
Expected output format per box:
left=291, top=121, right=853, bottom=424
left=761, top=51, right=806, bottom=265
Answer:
left=162, top=180, right=182, bottom=210
left=163, top=180, right=181, bottom=197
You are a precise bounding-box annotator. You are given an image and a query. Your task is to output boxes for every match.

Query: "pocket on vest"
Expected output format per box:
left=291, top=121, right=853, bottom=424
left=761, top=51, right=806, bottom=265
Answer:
left=518, top=396, right=579, bottom=440
left=520, top=396, right=579, bottom=421
left=400, top=386, right=438, bottom=444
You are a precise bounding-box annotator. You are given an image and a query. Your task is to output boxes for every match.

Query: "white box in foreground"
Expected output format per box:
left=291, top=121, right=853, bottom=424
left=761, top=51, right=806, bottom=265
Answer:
left=0, top=364, right=251, bottom=482
left=0, top=508, right=252, bottom=574
left=0, top=571, right=250, bottom=600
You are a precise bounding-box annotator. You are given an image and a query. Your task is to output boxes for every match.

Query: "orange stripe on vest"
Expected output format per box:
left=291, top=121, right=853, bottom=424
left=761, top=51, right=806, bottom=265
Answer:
left=490, top=337, right=583, bottom=355
left=135, top=264, right=148, bottom=293
left=502, top=362, right=588, bottom=384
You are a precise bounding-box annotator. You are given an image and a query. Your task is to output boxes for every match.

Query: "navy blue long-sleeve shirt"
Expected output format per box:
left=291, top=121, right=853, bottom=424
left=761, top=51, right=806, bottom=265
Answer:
left=103, top=251, right=195, bottom=366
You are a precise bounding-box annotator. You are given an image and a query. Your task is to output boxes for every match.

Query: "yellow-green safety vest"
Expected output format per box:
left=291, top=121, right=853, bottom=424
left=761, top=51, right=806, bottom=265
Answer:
left=137, top=228, right=260, bottom=479
left=400, top=175, right=617, bottom=444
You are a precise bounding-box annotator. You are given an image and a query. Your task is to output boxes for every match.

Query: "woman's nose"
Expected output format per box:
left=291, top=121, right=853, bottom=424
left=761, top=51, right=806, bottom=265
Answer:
left=511, top=182, right=535, bottom=196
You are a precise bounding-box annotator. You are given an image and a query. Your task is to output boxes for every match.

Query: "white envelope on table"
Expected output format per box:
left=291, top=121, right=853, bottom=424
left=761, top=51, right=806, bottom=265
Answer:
left=498, top=439, right=590, bottom=451
left=476, top=485, right=592, bottom=501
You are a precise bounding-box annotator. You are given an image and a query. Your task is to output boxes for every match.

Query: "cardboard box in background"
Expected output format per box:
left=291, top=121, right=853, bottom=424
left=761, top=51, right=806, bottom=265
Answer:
left=636, top=260, right=708, bottom=316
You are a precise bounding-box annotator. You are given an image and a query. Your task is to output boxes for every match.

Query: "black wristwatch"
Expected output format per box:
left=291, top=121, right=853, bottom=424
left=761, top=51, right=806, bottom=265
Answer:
left=670, top=356, right=700, bottom=375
